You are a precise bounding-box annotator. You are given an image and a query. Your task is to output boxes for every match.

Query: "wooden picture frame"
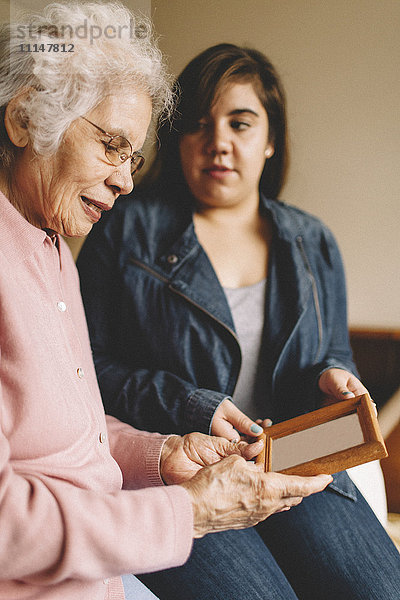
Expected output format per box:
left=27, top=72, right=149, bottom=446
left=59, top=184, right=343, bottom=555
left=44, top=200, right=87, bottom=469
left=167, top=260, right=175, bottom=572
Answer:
left=255, top=394, right=387, bottom=476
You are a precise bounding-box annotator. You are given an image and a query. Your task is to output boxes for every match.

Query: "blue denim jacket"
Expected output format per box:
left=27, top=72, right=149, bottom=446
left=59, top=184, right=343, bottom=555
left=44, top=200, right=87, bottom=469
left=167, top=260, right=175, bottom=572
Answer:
left=78, top=187, right=358, bottom=441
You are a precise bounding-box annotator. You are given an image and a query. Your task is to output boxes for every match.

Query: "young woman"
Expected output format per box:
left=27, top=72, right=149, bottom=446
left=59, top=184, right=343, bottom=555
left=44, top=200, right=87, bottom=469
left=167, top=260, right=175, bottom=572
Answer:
left=78, top=44, right=400, bottom=600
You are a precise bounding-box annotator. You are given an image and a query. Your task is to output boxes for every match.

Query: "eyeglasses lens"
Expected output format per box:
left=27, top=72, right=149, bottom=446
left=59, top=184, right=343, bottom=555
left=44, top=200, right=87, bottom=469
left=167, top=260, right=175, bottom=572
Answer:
left=105, top=136, right=130, bottom=164
left=105, top=136, right=144, bottom=175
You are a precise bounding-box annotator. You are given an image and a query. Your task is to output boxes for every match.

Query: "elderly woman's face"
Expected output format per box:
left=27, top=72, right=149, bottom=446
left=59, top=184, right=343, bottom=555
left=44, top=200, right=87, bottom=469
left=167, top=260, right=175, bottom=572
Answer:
left=12, top=89, right=152, bottom=237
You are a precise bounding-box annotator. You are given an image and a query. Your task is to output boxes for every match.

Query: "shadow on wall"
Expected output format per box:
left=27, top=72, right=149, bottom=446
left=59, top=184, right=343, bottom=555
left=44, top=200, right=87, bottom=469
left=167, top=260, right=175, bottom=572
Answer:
left=65, top=236, right=85, bottom=261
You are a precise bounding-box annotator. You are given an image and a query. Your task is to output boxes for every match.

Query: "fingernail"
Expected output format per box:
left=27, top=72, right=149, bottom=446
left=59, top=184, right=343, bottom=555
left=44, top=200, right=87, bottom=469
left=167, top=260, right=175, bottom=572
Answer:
left=341, top=391, right=353, bottom=396
left=250, top=424, right=263, bottom=434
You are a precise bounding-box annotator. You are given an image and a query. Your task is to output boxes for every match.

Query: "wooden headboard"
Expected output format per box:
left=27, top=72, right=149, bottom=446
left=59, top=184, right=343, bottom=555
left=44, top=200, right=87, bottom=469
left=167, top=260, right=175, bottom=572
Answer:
left=349, top=327, right=400, bottom=410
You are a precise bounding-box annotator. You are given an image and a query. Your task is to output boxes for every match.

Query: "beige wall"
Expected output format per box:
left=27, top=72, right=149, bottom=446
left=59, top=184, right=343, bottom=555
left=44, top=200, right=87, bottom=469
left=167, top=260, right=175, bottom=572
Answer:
left=3, top=0, right=150, bottom=16
left=0, top=0, right=9, bottom=21
left=152, top=0, right=400, bottom=328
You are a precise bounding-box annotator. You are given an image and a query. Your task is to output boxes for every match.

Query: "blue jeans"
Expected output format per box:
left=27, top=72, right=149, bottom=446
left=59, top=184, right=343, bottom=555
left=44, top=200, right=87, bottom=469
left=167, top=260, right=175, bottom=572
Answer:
left=137, top=479, right=400, bottom=600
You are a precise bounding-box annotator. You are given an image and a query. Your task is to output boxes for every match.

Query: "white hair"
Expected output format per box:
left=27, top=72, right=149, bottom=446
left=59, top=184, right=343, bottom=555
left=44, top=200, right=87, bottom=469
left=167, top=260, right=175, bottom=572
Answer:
left=0, top=1, right=173, bottom=168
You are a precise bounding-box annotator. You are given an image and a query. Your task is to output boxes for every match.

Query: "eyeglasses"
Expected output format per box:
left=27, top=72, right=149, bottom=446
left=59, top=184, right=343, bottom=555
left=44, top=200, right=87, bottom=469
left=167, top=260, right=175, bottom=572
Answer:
left=81, top=116, right=145, bottom=175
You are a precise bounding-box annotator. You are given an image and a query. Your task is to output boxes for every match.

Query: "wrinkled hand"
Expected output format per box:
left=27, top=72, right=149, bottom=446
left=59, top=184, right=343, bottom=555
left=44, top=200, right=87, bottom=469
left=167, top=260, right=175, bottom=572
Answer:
left=160, top=432, right=264, bottom=485
left=319, top=368, right=368, bottom=406
left=181, top=455, right=332, bottom=538
left=211, top=398, right=264, bottom=440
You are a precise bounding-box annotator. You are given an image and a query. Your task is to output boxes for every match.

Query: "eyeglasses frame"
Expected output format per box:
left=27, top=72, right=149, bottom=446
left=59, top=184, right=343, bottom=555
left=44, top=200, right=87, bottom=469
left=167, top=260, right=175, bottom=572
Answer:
left=80, top=116, right=145, bottom=175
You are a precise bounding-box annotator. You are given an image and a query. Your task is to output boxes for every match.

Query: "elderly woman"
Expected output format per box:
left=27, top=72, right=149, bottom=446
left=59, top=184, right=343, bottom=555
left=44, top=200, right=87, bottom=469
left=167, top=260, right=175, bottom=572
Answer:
left=0, top=6, right=333, bottom=600
left=78, top=44, right=400, bottom=599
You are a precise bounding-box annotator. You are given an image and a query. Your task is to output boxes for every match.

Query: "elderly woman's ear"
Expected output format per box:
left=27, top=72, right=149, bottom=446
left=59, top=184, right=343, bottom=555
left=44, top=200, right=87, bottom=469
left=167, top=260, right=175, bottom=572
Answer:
left=4, top=89, right=32, bottom=148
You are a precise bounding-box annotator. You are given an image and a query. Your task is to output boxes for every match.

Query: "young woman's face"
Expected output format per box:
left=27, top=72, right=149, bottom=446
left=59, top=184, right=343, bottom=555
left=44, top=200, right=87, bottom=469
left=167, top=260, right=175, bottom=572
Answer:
left=179, top=81, right=274, bottom=210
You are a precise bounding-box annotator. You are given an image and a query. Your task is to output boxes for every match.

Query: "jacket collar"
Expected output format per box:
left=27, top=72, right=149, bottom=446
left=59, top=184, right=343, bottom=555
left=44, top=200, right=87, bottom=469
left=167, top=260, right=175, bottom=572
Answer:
left=260, top=195, right=314, bottom=310
left=155, top=193, right=310, bottom=264
left=151, top=193, right=313, bottom=334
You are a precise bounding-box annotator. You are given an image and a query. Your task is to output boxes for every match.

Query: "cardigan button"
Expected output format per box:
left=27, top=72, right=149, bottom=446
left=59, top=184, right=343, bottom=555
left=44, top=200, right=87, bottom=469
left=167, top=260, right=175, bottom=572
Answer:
left=167, top=254, right=178, bottom=264
left=77, top=367, right=84, bottom=379
left=57, top=301, right=67, bottom=312
left=99, top=432, right=107, bottom=444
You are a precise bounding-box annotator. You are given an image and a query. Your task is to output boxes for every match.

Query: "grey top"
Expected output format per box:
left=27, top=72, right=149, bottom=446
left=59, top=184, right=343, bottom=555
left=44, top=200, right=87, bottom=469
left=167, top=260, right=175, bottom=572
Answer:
left=224, top=279, right=267, bottom=420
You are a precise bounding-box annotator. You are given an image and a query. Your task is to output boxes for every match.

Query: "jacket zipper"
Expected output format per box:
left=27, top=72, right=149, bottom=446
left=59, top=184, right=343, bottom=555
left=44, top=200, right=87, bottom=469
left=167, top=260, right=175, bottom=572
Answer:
left=129, top=256, right=241, bottom=393
left=296, top=236, right=323, bottom=362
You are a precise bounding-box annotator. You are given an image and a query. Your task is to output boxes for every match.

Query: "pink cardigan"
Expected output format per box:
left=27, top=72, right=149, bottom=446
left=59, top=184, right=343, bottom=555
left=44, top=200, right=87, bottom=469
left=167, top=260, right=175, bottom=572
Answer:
left=0, top=192, right=193, bottom=600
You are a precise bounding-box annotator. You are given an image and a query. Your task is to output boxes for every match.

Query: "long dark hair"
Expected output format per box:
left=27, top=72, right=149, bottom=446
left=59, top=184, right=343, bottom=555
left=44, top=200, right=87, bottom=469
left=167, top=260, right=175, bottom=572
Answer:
left=146, top=43, right=289, bottom=199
